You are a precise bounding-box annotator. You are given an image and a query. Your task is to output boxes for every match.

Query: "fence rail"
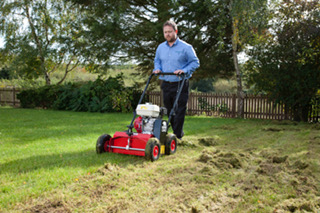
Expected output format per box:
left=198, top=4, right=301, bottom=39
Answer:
left=1, top=88, right=319, bottom=122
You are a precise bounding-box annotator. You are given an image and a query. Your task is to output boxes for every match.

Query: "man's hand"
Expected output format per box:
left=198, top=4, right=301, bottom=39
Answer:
left=153, top=70, right=161, bottom=74
left=174, top=70, right=185, bottom=75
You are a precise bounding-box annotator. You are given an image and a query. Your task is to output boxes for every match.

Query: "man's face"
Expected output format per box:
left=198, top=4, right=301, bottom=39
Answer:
left=163, top=25, right=177, bottom=43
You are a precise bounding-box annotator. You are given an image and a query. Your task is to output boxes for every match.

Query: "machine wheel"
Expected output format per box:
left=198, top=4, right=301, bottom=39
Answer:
left=96, top=134, right=111, bottom=154
left=145, top=138, right=161, bottom=162
left=165, top=134, right=177, bottom=155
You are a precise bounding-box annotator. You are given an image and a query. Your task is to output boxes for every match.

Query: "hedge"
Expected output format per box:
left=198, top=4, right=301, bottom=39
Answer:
left=17, top=75, right=143, bottom=113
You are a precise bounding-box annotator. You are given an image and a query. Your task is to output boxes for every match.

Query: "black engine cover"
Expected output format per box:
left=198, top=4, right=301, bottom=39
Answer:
left=153, top=119, right=168, bottom=145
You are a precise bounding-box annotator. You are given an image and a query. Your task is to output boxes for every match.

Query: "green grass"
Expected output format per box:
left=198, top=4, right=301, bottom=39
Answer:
left=0, top=107, right=319, bottom=212
left=0, top=108, right=134, bottom=209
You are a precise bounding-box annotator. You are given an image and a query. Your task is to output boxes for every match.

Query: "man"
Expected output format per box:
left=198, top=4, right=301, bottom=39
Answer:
left=153, top=20, right=200, bottom=139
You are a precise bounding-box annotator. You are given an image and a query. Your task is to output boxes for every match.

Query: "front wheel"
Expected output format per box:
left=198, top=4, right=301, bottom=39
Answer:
left=96, top=134, right=111, bottom=154
left=145, top=138, right=161, bottom=162
left=165, top=134, right=177, bottom=155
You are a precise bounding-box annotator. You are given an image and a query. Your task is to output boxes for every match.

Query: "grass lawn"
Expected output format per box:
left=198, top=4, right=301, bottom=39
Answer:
left=0, top=107, right=319, bottom=212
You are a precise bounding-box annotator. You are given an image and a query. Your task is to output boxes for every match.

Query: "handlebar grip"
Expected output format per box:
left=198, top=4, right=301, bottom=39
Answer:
left=152, top=72, right=185, bottom=76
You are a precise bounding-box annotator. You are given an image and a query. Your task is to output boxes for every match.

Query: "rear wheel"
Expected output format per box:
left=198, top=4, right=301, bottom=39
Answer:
left=165, top=134, right=177, bottom=155
left=96, top=134, right=111, bottom=154
left=145, top=138, right=161, bottom=162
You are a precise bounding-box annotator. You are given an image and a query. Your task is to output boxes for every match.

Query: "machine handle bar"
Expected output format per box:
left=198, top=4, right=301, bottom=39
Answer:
left=127, top=72, right=186, bottom=135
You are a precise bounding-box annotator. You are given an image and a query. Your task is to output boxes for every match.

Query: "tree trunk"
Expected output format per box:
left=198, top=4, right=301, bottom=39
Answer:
left=231, top=17, right=244, bottom=118
left=293, top=104, right=310, bottom=122
left=57, top=59, right=79, bottom=85
left=39, top=56, right=50, bottom=85
left=25, top=1, right=51, bottom=85
left=44, top=70, right=51, bottom=85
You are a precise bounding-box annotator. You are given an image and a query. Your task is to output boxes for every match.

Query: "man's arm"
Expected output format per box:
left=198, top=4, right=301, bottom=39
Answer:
left=180, top=45, right=200, bottom=76
left=153, top=47, right=162, bottom=73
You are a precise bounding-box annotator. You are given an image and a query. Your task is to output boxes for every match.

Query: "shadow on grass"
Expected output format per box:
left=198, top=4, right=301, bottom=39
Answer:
left=0, top=149, right=145, bottom=175
left=1, top=108, right=133, bottom=145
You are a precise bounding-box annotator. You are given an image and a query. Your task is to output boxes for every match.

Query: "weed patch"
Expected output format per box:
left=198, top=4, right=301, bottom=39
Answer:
left=199, top=149, right=247, bottom=169
left=25, top=200, right=72, bottom=213
left=198, top=136, right=221, bottom=146
left=262, top=127, right=285, bottom=132
left=97, top=163, right=120, bottom=175
left=177, top=138, right=197, bottom=147
left=275, top=197, right=320, bottom=212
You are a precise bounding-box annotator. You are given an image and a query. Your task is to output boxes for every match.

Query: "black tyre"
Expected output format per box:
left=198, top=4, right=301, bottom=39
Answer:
left=96, top=134, right=111, bottom=154
left=165, top=134, right=177, bottom=155
left=145, top=138, right=161, bottom=162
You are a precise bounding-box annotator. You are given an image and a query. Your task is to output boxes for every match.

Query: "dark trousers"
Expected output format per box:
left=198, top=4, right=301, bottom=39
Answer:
left=161, top=80, right=189, bottom=139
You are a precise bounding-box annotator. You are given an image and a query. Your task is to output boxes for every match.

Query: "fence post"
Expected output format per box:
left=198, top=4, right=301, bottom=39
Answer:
left=284, top=104, right=289, bottom=120
left=232, top=94, right=236, bottom=118
left=13, top=86, right=16, bottom=106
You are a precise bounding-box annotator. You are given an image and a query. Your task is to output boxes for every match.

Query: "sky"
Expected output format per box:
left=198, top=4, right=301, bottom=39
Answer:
left=0, top=36, right=4, bottom=48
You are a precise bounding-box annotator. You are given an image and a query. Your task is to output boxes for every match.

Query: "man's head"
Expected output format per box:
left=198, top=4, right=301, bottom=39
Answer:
left=163, top=20, right=178, bottom=44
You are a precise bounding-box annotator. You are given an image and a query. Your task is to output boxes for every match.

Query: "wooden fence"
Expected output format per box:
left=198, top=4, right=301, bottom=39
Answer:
left=147, top=92, right=320, bottom=121
left=309, top=97, right=320, bottom=123
left=0, top=87, right=20, bottom=107
left=243, top=94, right=292, bottom=120
left=1, top=88, right=319, bottom=122
left=146, top=92, right=294, bottom=119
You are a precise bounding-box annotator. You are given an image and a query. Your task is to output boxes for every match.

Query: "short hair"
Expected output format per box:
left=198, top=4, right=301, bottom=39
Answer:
left=163, top=20, right=178, bottom=31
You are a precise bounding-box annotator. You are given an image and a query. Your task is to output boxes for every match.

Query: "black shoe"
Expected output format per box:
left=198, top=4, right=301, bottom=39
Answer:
left=177, top=132, right=184, bottom=140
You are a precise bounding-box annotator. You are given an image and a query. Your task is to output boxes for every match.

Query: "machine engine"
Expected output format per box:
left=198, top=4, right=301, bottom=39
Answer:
left=134, top=103, right=167, bottom=134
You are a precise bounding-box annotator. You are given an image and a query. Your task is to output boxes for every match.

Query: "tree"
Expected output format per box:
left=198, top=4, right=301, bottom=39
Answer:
left=67, top=0, right=236, bottom=80
left=69, top=1, right=269, bottom=121
left=227, top=0, right=269, bottom=118
left=174, top=0, right=235, bottom=79
left=0, top=0, right=87, bottom=85
left=245, top=0, right=320, bottom=121
left=0, top=66, right=10, bottom=79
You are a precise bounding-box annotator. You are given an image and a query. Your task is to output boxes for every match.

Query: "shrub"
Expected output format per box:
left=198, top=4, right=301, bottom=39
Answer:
left=191, top=78, right=215, bottom=92
left=17, top=89, right=38, bottom=108
left=0, top=67, right=11, bottom=80
left=17, top=74, right=142, bottom=113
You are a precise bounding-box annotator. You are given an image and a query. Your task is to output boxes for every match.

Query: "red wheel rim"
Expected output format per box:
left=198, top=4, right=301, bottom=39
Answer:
left=153, top=145, right=159, bottom=158
left=171, top=140, right=176, bottom=151
left=104, top=138, right=110, bottom=152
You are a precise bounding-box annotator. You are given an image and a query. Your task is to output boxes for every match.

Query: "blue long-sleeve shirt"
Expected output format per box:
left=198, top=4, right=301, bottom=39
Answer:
left=153, top=38, right=200, bottom=82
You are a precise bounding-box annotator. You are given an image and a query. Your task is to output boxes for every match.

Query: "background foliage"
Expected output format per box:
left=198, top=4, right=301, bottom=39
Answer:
left=0, top=0, right=87, bottom=85
left=17, top=74, right=142, bottom=112
left=0, top=0, right=319, bottom=121
left=244, top=0, right=320, bottom=121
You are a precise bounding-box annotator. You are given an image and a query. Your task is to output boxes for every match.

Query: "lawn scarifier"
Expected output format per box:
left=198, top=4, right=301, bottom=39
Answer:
left=96, top=73, right=186, bottom=161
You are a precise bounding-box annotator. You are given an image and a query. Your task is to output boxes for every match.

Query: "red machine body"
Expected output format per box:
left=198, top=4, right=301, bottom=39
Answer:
left=104, top=132, right=153, bottom=157
left=134, top=116, right=143, bottom=133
